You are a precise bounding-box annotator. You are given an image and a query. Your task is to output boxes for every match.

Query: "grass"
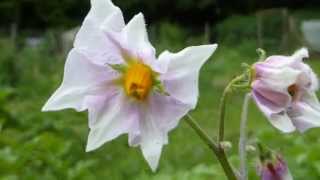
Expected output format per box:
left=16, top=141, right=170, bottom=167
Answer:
left=0, top=12, right=320, bottom=180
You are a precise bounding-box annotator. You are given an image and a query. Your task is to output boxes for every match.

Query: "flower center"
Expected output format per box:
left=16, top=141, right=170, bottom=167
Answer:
left=287, top=84, right=302, bottom=102
left=124, top=63, right=153, bottom=100
left=288, top=84, right=298, bottom=97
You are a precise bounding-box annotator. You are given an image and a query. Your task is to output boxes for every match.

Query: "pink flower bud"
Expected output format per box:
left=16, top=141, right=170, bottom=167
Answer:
left=259, top=155, right=293, bottom=180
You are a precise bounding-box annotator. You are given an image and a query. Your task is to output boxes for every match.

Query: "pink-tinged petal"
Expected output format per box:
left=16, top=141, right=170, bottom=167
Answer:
left=140, top=118, right=165, bottom=172
left=263, top=48, right=309, bottom=68
left=75, top=23, right=123, bottom=66
left=122, top=13, right=156, bottom=61
left=74, top=19, right=107, bottom=52
left=148, top=92, right=191, bottom=135
left=296, top=62, right=319, bottom=91
left=42, top=49, right=118, bottom=112
left=86, top=92, right=140, bottom=152
left=74, top=0, right=124, bottom=65
left=269, top=113, right=296, bottom=133
left=85, top=90, right=119, bottom=128
left=251, top=83, right=296, bottom=133
left=254, top=64, right=301, bottom=92
left=263, top=48, right=318, bottom=91
left=291, top=48, right=309, bottom=62
left=89, top=0, right=121, bottom=24
left=139, top=92, right=190, bottom=171
left=158, top=44, right=217, bottom=108
left=289, top=92, right=320, bottom=132
left=151, top=50, right=171, bottom=74
left=128, top=126, right=141, bottom=147
left=75, top=0, right=122, bottom=48
left=303, top=91, right=320, bottom=109
left=252, top=90, right=295, bottom=133
left=252, top=81, right=291, bottom=113
left=101, top=9, right=125, bottom=33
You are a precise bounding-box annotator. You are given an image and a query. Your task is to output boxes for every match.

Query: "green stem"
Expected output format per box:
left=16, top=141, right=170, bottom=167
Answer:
left=218, top=74, right=246, bottom=143
left=186, top=115, right=237, bottom=180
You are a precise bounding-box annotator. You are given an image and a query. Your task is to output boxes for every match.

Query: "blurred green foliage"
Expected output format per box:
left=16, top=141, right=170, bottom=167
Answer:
left=0, top=0, right=319, bottom=31
left=0, top=10, right=320, bottom=180
left=0, top=88, right=14, bottom=131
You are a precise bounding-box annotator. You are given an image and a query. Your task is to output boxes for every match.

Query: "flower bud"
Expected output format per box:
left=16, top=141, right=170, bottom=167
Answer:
left=257, top=144, right=293, bottom=180
left=219, top=141, right=232, bottom=151
left=245, top=145, right=256, bottom=153
left=259, top=155, right=293, bottom=180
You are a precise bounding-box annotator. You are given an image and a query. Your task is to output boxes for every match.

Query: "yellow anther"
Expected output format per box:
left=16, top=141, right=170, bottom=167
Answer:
left=124, top=63, right=153, bottom=100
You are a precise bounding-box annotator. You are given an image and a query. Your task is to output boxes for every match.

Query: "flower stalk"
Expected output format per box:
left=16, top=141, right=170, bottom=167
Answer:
left=239, top=93, right=251, bottom=180
left=218, top=74, right=247, bottom=143
left=186, top=114, right=237, bottom=180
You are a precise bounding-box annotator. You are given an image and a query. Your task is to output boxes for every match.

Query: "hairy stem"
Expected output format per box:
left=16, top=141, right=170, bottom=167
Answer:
left=186, top=114, right=237, bottom=180
left=239, top=93, right=251, bottom=180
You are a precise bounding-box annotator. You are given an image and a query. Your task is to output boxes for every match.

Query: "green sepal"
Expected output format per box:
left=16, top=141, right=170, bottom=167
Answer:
left=256, top=48, right=266, bottom=61
left=108, top=64, right=128, bottom=73
left=153, top=79, right=169, bottom=96
left=257, top=142, right=273, bottom=163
